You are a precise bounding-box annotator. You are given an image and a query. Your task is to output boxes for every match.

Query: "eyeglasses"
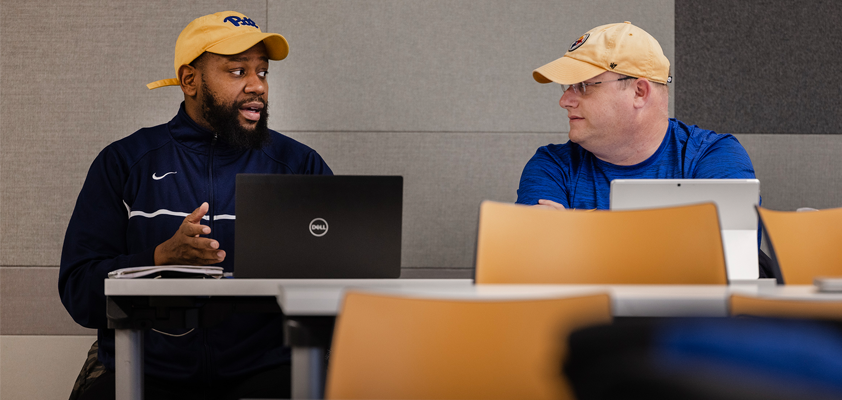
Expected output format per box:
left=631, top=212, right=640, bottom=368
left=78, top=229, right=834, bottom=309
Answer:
left=561, top=76, right=637, bottom=96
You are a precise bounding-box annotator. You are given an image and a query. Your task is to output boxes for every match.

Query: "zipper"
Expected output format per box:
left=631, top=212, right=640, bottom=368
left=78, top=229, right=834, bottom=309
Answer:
left=203, top=329, right=212, bottom=392
left=203, top=132, right=217, bottom=389
left=208, top=133, right=217, bottom=233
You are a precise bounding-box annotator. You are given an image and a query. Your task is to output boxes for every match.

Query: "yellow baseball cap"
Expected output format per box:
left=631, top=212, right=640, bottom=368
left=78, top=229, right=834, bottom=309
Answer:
left=533, top=21, right=671, bottom=85
left=147, top=11, right=289, bottom=90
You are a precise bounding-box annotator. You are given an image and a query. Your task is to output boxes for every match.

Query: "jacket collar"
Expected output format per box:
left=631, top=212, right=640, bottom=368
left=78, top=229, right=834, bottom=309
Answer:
left=168, top=103, right=246, bottom=155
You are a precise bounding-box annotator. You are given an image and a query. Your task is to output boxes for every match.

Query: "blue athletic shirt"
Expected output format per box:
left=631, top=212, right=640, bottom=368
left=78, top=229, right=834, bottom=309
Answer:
left=516, top=119, right=756, bottom=209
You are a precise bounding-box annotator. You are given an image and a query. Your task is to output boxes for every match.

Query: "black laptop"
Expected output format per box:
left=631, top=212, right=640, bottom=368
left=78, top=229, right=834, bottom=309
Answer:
left=234, top=174, right=403, bottom=278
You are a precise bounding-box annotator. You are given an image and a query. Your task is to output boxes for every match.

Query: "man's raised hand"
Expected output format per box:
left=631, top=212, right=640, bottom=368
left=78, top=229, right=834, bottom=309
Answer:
left=153, top=202, right=226, bottom=266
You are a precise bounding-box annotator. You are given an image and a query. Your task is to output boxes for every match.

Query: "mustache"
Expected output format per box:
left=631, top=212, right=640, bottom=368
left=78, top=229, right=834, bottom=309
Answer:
left=235, top=97, right=267, bottom=108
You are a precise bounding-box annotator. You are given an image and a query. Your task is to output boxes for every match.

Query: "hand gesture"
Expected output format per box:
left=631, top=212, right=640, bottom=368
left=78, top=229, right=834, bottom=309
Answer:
left=153, top=202, right=225, bottom=266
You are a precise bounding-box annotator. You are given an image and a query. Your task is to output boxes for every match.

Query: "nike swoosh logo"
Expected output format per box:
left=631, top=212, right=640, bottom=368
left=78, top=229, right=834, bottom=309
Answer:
left=152, top=172, right=177, bottom=180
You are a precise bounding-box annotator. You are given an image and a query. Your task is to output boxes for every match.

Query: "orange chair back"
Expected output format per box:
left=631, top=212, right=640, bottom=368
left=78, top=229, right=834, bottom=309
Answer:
left=475, top=201, right=727, bottom=284
left=730, top=294, right=842, bottom=320
left=326, top=291, right=612, bottom=400
left=756, top=206, right=842, bottom=284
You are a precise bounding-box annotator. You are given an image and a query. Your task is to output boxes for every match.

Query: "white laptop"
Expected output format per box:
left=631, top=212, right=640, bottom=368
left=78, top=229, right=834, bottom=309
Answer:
left=609, top=179, right=760, bottom=280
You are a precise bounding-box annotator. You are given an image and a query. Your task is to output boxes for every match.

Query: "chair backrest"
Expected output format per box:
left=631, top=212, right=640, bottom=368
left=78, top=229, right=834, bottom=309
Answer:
left=474, top=201, right=727, bottom=284
left=756, top=206, right=842, bottom=284
left=730, top=294, right=842, bottom=320
left=325, top=291, right=612, bottom=400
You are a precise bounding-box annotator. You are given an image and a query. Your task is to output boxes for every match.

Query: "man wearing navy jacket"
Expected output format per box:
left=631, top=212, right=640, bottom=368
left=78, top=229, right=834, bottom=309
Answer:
left=60, top=11, right=331, bottom=399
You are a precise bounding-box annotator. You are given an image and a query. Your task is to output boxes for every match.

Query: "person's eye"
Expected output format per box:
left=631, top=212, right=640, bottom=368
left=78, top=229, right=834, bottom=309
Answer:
left=231, top=69, right=244, bottom=76
left=258, top=71, right=268, bottom=78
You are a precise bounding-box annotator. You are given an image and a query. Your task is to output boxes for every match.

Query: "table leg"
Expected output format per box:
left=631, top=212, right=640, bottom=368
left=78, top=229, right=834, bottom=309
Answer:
left=291, top=346, right=325, bottom=399
left=114, top=328, right=144, bottom=400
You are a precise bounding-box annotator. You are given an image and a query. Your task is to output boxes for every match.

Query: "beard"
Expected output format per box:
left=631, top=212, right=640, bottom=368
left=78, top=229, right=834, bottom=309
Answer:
left=200, top=84, right=270, bottom=151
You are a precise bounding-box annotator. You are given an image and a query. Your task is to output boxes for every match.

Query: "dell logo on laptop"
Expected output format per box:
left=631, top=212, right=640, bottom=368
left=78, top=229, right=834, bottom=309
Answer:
left=309, top=218, right=329, bottom=237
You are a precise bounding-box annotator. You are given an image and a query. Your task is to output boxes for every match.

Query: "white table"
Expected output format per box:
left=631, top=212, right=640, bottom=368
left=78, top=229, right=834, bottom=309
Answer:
left=104, top=278, right=472, bottom=400
left=106, top=278, right=800, bottom=400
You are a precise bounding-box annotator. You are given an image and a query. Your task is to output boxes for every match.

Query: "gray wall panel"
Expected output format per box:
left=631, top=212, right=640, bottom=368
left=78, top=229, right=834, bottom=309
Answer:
left=735, top=134, right=842, bottom=211
left=289, top=131, right=563, bottom=269
left=1, top=335, right=97, bottom=399
left=2, top=0, right=676, bottom=267
left=676, top=0, right=842, bottom=134
left=2, top=1, right=685, bottom=338
left=0, top=1, right=267, bottom=266
left=0, top=267, right=93, bottom=335
left=267, top=0, right=674, bottom=133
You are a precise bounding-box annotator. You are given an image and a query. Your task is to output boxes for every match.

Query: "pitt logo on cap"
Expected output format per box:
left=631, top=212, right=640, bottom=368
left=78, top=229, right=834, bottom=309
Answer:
left=223, top=16, right=258, bottom=28
left=568, top=33, right=589, bottom=52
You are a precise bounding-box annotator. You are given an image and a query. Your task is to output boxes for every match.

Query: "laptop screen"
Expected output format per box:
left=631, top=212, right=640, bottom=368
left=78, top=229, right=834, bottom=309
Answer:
left=234, top=174, right=403, bottom=279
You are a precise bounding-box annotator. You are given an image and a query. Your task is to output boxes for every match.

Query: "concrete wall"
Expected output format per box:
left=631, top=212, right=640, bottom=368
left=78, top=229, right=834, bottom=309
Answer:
left=2, top=0, right=840, bottom=398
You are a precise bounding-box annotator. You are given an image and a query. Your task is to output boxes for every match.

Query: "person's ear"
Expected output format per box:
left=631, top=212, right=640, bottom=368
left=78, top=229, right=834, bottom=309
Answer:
left=632, top=79, right=651, bottom=109
left=179, top=64, right=198, bottom=97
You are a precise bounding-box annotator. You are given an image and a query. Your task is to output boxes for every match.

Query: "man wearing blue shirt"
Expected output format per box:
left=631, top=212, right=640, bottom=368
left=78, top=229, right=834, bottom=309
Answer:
left=517, top=22, right=756, bottom=210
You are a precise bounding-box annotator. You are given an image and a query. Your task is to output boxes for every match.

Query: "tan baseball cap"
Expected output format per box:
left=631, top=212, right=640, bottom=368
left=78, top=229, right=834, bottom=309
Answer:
left=147, top=11, right=289, bottom=90
left=533, top=21, right=671, bottom=85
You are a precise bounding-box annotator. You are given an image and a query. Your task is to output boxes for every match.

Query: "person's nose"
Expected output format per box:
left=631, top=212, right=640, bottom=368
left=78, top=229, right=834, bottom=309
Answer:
left=244, top=73, right=266, bottom=96
left=559, top=87, right=577, bottom=109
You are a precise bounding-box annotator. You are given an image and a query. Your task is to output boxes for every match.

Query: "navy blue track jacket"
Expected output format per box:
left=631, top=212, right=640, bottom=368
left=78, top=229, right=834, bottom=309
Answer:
left=59, top=104, right=332, bottom=381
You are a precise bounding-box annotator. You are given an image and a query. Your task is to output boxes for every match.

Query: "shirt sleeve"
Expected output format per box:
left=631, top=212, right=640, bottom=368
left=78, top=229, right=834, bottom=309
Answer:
left=58, top=147, right=156, bottom=329
left=691, top=134, right=756, bottom=179
left=302, top=150, right=334, bottom=176
left=689, top=133, right=763, bottom=247
left=516, top=146, right=571, bottom=207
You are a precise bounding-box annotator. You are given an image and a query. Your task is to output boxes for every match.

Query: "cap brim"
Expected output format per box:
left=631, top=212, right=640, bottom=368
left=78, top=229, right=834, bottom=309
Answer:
left=147, top=78, right=180, bottom=90
left=533, top=55, right=606, bottom=84
left=207, top=32, right=290, bottom=60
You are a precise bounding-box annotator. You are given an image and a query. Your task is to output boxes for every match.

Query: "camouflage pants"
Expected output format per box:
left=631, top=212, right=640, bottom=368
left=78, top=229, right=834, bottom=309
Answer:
left=68, top=340, right=106, bottom=400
